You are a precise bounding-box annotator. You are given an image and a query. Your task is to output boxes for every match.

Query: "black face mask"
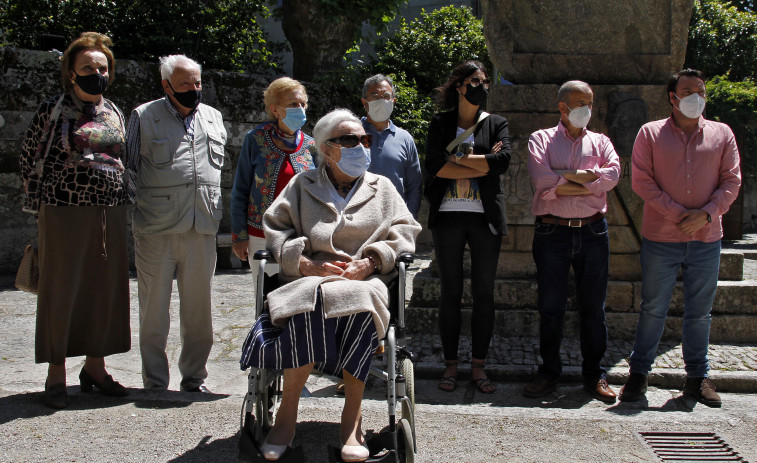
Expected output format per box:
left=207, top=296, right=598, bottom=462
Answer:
left=168, top=81, right=202, bottom=110
left=74, top=72, right=109, bottom=96
left=463, top=83, right=488, bottom=106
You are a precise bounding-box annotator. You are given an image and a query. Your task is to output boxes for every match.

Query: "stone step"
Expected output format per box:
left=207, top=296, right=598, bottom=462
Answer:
left=410, top=270, right=757, bottom=315
left=404, top=306, right=757, bottom=344
left=429, top=248, right=744, bottom=281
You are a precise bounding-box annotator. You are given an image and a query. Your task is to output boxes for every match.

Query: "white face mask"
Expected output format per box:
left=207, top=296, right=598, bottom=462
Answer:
left=675, top=93, right=706, bottom=119
left=566, top=104, right=591, bottom=129
left=367, top=99, right=393, bottom=122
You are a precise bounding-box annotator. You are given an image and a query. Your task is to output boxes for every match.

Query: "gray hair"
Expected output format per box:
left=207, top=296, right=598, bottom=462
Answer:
left=159, top=54, right=202, bottom=80
left=558, top=80, right=592, bottom=103
left=362, top=74, right=395, bottom=99
left=312, top=108, right=362, bottom=168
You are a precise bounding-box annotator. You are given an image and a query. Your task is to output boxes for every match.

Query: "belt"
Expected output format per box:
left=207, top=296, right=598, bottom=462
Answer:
left=537, top=212, right=604, bottom=228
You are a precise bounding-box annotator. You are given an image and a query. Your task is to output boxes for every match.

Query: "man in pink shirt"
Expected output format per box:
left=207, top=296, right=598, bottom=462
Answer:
left=525, top=81, right=621, bottom=403
left=620, top=69, right=741, bottom=407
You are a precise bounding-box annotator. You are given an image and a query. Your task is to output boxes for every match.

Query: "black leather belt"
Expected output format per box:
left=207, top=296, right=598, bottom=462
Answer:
left=537, top=212, right=604, bottom=228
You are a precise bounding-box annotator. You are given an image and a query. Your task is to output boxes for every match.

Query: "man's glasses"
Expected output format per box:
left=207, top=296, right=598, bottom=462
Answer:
left=467, top=77, right=491, bottom=87
left=366, top=92, right=393, bottom=101
left=327, top=134, right=373, bottom=148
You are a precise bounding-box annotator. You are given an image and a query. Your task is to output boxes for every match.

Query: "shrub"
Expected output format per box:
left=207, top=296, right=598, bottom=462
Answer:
left=706, top=75, right=757, bottom=173
left=0, top=0, right=281, bottom=73
left=687, top=0, right=757, bottom=81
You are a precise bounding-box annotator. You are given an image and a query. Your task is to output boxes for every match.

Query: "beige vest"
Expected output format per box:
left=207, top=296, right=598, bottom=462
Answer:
left=132, top=99, right=227, bottom=235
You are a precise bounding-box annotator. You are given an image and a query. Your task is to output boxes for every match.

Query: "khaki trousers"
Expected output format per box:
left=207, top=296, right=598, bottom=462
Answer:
left=135, top=229, right=216, bottom=390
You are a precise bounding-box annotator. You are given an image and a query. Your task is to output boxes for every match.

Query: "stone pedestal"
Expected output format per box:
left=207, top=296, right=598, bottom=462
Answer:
left=478, top=0, right=692, bottom=281
left=481, top=0, right=694, bottom=85
left=487, top=83, right=673, bottom=280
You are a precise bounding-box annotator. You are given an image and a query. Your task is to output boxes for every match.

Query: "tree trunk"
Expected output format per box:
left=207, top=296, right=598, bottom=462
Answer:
left=281, top=0, right=364, bottom=80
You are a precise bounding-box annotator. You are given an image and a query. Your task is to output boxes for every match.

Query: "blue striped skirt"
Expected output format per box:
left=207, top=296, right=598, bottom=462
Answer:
left=239, top=293, right=378, bottom=382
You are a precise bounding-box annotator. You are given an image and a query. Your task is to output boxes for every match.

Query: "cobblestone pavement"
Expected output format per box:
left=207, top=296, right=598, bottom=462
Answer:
left=407, top=334, right=757, bottom=373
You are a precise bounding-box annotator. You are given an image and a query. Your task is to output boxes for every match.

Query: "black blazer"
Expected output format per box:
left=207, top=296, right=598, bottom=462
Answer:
left=424, top=108, right=511, bottom=234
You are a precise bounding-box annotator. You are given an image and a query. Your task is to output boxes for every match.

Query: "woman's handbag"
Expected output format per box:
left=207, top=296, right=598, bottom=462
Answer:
left=15, top=244, right=39, bottom=294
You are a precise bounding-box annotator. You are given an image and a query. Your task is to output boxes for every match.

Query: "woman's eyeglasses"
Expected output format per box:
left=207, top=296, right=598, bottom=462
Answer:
left=467, top=77, right=491, bottom=87
left=327, top=134, right=373, bottom=148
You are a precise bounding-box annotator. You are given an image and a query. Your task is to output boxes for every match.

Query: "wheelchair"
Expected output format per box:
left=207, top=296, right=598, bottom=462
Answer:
left=237, top=250, right=418, bottom=463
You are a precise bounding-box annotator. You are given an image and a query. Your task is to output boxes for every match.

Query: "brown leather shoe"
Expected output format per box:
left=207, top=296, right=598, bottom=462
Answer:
left=683, top=377, right=722, bottom=408
left=584, top=378, right=617, bottom=404
left=523, top=376, right=558, bottom=398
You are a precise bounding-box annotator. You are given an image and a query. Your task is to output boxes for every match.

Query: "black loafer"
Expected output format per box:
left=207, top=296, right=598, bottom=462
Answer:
left=79, top=368, right=129, bottom=397
left=43, top=382, right=68, bottom=409
left=184, top=385, right=211, bottom=393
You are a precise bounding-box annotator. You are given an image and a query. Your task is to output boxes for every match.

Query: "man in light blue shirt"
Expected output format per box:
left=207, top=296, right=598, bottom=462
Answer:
left=360, top=74, right=422, bottom=218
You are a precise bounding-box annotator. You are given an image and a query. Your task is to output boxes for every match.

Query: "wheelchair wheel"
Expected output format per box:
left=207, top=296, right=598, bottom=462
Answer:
left=399, top=357, right=416, bottom=446
left=398, top=418, right=415, bottom=463
left=255, top=370, right=282, bottom=431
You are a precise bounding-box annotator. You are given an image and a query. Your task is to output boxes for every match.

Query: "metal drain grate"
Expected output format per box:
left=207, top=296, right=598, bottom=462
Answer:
left=636, top=431, right=748, bottom=462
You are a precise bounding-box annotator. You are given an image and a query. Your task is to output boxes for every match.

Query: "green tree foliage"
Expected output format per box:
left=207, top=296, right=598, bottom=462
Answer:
left=687, top=0, right=757, bottom=173
left=0, top=0, right=279, bottom=72
left=706, top=75, right=757, bottom=167
left=686, top=0, right=757, bottom=81
left=730, top=0, right=755, bottom=11
left=372, top=6, right=492, bottom=95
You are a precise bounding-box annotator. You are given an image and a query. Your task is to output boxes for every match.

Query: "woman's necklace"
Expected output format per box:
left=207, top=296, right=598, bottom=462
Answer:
left=326, top=166, right=356, bottom=196
left=336, top=181, right=356, bottom=195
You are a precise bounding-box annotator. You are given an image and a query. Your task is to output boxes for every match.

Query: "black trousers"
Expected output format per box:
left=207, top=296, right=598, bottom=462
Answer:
left=431, top=212, right=502, bottom=361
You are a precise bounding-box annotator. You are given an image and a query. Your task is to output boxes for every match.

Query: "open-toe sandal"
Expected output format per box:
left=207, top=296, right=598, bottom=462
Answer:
left=438, top=376, right=457, bottom=392
left=471, top=360, right=496, bottom=394
left=473, top=377, right=496, bottom=394
left=438, top=359, right=458, bottom=392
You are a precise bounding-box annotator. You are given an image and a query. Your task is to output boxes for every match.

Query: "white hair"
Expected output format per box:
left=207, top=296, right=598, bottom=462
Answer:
left=159, top=54, right=202, bottom=80
left=312, top=108, right=361, bottom=167
left=558, top=80, right=592, bottom=103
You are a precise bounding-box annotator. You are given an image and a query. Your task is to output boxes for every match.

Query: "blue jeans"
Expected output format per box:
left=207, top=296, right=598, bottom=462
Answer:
left=532, top=218, right=609, bottom=382
left=629, top=238, right=721, bottom=378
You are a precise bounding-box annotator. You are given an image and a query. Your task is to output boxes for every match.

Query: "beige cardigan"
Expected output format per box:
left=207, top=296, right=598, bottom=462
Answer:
left=263, top=170, right=421, bottom=339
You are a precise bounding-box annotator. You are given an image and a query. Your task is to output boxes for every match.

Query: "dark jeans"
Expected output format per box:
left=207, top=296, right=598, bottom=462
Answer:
left=431, top=212, right=502, bottom=361
left=532, top=217, right=610, bottom=382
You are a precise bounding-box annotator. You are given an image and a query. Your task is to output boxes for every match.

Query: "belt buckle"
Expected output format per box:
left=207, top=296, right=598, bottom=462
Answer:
left=568, top=219, right=582, bottom=228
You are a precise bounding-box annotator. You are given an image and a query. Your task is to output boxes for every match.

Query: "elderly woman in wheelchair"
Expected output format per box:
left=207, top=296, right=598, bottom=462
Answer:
left=239, top=108, right=421, bottom=462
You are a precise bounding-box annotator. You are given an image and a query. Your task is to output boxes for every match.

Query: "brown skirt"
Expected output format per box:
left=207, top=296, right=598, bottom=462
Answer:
left=36, top=204, right=131, bottom=364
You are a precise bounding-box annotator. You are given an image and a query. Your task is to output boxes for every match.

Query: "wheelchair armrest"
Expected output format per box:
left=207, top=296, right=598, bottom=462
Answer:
left=397, top=253, right=415, bottom=265
left=253, top=250, right=272, bottom=261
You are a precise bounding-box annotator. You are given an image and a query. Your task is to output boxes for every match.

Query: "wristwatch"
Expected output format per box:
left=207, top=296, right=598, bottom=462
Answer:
left=454, top=151, right=464, bottom=164
left=706, top=212, right=712, bottom=223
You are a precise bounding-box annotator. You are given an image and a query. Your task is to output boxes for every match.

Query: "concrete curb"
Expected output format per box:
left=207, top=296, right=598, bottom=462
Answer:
left=415, top=362, right=757, bottom=393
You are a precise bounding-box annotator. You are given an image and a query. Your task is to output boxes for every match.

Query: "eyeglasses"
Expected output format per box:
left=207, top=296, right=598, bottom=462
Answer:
left=466, top=77, right=491, bottom=87
left=366, top=92, right=393, bottom=101
left=327, top=134, right=372, bottom=148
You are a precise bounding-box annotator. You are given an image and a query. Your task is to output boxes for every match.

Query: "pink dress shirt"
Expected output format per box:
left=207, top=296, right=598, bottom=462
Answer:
left=632, top=116, right=741, bottom=243
left=528, top=122, right=620, bottom=218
